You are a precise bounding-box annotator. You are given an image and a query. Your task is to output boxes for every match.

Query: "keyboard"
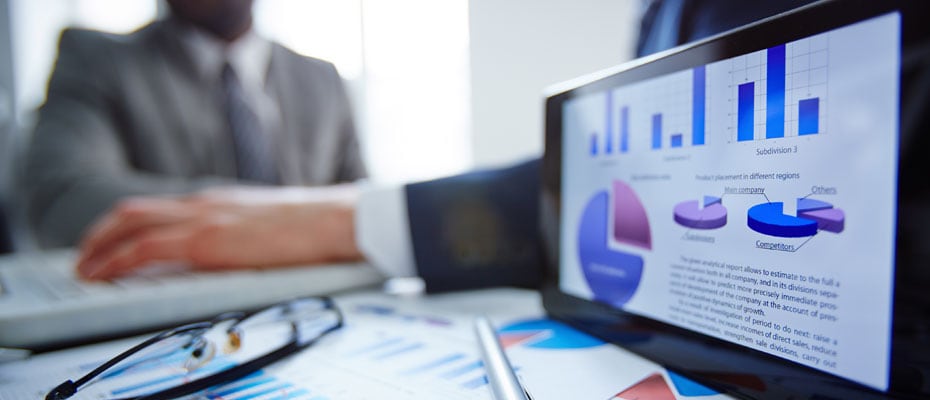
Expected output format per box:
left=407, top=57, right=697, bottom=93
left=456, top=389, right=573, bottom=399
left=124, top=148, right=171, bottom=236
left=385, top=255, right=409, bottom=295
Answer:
left=0, top=250, right=384, bottom=349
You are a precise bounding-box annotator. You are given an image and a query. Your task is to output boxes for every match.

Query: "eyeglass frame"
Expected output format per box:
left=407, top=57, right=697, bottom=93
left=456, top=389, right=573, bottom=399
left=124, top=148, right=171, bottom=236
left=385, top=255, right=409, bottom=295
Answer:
left=46, top=296, right=343, bottom=400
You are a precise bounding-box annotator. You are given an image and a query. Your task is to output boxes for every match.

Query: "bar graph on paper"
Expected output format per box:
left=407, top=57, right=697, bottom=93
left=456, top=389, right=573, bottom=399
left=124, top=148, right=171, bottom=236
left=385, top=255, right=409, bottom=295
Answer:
left=257, top=305, right=501, bottom=400
left=728, top=33, right=828, bottom=142
left=14, top=305, right=499, bottom=400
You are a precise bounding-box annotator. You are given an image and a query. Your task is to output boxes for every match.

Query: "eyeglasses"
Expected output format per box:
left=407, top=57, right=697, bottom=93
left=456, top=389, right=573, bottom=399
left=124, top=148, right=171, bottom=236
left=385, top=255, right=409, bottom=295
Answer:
left=46, top=296, right=343, bottom=400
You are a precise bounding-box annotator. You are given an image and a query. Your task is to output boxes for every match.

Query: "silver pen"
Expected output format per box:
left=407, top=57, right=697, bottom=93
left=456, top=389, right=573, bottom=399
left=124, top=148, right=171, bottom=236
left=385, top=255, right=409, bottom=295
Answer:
left=474, top=315, right=533, bottom=400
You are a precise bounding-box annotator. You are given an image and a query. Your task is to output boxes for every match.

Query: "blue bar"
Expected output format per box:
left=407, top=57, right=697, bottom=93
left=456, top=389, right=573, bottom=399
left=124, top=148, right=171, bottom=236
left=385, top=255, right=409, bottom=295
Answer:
left=347, top=337, right=404, bottom=356
left=798, top=98, right=819, bottom=135
left=441, top=360, right=483, bottom=379
left=620, top=106, right=629, bottom=152
left=462, top=367, right=518, bottom=390
left=234, top=383, right=292, bottom=400
left=651, top=113, right=662, bottom=149
left=403, top=353, right=467, bottom=375
left=462, top=375, right=490, bottom=389
left=209, top=375, right=275, bottom=398
left=738, top=82, right=755, bottom=141
left=590, top=133, right=598, bottom=156
left=373, top=342, right=424, bottom=360
left=671, top=134, right=683, bottom=148
left=692, top=66, right=706, bottom=145
left=766, top=45, right=786, bottom=139
left=605, top=92, right=613, bottom=153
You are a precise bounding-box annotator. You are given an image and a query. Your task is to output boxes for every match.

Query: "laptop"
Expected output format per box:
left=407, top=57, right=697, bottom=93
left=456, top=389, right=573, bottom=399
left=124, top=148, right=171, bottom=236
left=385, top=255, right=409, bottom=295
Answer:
left=0, top=249, right=383, bottom=350
left=539, top=0, right=930, bottom=398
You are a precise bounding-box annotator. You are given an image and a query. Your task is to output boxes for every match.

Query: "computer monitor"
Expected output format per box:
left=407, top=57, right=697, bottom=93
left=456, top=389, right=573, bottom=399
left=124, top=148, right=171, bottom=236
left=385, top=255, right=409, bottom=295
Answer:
left=540, top=0, right=930, bottom=398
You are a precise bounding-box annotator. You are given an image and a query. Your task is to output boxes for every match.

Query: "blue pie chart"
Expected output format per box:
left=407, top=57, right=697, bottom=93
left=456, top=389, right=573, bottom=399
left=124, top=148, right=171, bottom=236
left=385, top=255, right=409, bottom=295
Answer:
left=748, top=198, right=845, bottom=238
left=578, top=182, right=649, bottom=307
left=747, top=202, right=818, bottom=238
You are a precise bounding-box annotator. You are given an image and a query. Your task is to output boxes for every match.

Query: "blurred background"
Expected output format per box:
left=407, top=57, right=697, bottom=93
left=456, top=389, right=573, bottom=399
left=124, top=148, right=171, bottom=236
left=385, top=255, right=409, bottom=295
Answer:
left=0, top=0, right=637, bottom=251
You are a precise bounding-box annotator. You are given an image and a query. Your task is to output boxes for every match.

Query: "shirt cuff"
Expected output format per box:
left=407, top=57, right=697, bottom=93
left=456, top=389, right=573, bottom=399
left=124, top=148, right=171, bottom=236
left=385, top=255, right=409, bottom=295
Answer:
left=355, top=184, right=416, bottom=277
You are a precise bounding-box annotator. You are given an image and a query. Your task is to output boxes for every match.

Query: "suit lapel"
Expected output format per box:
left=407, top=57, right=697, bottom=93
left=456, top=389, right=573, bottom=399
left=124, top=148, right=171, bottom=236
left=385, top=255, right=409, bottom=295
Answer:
left=266, top=44, right=304, bottom=184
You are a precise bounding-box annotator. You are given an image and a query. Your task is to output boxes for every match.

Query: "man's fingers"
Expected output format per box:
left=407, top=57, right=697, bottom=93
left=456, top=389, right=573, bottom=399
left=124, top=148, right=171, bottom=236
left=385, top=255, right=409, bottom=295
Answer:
left=79, top=198, right=192, bottom=263
left=78, top=227, right=191, bottom=280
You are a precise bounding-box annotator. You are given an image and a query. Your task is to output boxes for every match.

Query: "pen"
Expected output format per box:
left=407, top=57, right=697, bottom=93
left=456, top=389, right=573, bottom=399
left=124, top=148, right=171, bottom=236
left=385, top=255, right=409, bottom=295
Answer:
left=474, top=315, right=532, bottom=400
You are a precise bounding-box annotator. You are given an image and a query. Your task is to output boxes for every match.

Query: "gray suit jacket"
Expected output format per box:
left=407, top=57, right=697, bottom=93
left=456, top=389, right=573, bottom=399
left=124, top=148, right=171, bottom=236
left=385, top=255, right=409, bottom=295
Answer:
left=23, top=20, right=366, bottom=247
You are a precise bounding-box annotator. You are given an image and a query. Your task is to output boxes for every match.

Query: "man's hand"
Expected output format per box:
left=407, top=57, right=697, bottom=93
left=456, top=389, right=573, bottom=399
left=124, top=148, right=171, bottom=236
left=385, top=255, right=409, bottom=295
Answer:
left=76, top=186, right=364, bottom=280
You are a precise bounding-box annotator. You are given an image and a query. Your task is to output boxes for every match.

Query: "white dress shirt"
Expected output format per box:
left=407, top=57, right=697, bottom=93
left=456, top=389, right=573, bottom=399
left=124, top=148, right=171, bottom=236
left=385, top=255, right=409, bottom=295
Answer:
left=177, top=24, right=281, bottom=140
left=356, top=185, right=417, bottom=277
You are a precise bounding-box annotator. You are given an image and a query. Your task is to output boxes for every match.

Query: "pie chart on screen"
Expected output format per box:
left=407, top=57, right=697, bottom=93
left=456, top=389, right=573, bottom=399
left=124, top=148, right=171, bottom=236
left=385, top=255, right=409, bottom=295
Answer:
left=674, top=196, right=727, bottom=229
left=747, top=198, right=845, bottom=238
left=578, top=180, right=650, bottom=307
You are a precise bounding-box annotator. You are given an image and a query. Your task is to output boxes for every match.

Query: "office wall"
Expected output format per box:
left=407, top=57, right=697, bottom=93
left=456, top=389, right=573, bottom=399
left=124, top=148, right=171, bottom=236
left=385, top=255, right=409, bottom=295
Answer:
left=468, top=0, right=638, bottom=167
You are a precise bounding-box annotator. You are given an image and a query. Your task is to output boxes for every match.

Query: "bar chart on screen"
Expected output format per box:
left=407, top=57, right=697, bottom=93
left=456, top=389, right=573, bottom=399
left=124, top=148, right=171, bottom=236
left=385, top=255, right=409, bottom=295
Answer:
left=583, top=65, right=708, bottom=158
left=728, top=33, right=828, bottom=142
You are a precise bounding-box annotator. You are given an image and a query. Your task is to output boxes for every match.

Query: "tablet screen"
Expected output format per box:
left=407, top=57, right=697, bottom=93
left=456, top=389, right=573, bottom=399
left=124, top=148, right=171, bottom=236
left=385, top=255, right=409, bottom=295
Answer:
left=558, top=12, right=899, bottom=390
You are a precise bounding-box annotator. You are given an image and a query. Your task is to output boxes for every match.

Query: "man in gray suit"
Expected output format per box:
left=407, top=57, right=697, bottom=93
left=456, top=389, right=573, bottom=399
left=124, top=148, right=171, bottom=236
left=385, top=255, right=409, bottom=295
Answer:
left=73, top=0, right=838, bottom=284
left=23, top=0, right=365, bottom=248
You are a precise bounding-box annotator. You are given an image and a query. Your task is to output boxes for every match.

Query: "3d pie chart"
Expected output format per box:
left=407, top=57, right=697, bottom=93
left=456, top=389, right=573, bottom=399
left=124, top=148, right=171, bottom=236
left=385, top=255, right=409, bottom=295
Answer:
left=673, top=196, right=727, bottom=229
left=747, top=198, right=845, bottom=238
left=578, top=181, right=650, bottom=307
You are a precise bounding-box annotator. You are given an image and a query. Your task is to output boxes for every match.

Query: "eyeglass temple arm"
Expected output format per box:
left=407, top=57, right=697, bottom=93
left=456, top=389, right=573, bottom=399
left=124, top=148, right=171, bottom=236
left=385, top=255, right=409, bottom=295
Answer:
left=45, top=380, right=78, bottom=400
left=46, top=321, right=215, bottom=400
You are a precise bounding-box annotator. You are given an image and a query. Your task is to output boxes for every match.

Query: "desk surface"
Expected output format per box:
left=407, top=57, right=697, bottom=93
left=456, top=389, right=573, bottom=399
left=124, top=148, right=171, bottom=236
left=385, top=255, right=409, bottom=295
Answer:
left=0, top=287, right=736, bottom=400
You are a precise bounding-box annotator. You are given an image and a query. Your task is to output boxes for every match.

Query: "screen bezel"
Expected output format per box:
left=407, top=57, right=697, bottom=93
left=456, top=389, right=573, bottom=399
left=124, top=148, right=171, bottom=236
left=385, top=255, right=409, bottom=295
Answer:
left=540, top=1, right=930, bottom=398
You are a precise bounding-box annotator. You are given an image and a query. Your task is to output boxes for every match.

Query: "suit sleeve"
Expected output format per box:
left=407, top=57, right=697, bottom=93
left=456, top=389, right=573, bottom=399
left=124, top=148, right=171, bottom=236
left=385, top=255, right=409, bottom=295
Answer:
left=22, top=29, right=238, bottom=247
left=405, top=158, right=543, bottom=292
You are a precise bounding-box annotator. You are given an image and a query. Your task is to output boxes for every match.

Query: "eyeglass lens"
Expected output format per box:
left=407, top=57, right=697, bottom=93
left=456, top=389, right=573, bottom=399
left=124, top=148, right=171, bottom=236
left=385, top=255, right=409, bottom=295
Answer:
left=52, top=298, right=341, bottom=400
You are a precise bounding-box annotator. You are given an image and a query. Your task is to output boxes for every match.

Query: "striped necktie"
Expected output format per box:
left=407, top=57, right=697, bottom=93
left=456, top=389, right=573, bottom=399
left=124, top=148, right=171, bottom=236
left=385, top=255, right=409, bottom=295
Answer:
left=221, top=62, right=280, bottom=184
